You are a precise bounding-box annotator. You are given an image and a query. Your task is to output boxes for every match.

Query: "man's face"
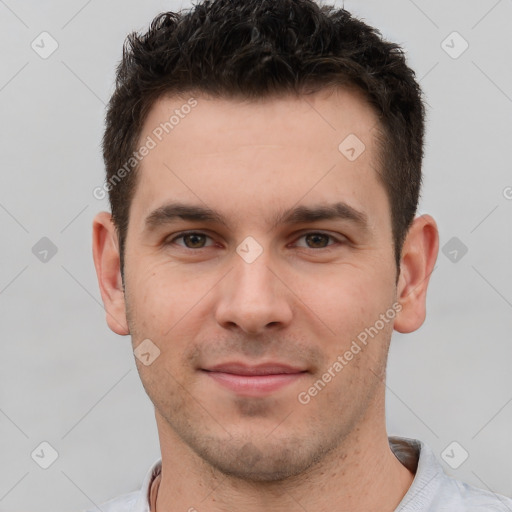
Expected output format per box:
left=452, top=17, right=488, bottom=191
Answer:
left=122, top=88, right=399, bottom=480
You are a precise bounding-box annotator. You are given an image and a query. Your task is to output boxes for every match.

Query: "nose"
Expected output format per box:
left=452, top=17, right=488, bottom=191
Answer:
left=214, top=248, right=294, bottom=335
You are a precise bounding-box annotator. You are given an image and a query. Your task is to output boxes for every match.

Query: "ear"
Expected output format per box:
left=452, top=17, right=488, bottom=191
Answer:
left=92, top=211, right=130, bottom=335
left=394, top=214, right=439, bottom=333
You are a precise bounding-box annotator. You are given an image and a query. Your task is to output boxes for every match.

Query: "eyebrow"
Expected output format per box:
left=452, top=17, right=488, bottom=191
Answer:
left=143, top=201, right=370, bottom=233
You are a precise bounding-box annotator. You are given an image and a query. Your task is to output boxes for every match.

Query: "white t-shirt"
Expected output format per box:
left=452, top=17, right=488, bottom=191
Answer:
left=84, top=436, right=512, bottom=511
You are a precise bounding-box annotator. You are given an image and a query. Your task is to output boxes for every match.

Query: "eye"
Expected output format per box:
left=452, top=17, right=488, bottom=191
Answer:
left=167, top=231, right=215, bottom=249
left=293, top=232, right=344, bottom=249
left=165, top=230, right=346, bottom=251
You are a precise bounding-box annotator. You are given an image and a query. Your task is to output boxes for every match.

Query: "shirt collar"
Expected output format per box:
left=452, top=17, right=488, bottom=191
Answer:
left=388, top=436, right=445, bottom=511
left=132, top=457, right=162, bottom=512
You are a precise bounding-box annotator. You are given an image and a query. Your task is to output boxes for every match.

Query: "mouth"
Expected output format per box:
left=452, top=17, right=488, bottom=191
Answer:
left=201, top=362, right=308, bottom=396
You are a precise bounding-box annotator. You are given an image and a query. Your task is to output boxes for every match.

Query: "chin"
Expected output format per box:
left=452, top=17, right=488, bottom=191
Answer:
left=190, top=436, right=327, bottom=483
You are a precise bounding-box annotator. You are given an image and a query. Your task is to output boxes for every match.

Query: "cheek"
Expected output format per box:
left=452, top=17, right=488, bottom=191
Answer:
left=295, top=264, right=394, bottom=331
left=126, top=260, right=214, bottom=343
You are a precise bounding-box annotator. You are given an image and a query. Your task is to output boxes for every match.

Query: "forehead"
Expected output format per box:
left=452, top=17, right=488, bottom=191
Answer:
left=129, top=87, right=387, bottom=232
left=142, top=87, right=379, bottom=154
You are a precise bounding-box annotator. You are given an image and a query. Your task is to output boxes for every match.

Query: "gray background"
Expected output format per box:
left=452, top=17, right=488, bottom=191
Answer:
left=1, top=0, right=511, bottom=510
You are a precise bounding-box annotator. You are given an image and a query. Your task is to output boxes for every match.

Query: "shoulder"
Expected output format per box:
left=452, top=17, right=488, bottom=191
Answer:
left=81, top=457, right=161, bottom=512
left=445, top=477, right=512, bottom=511
left=389, top=436, right=512, bottom=511
left=82, top=490, right=139, bottom=512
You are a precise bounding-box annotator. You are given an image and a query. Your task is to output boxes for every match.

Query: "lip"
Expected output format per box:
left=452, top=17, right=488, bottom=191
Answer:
left=204, top=362, right=307, bottom=375
left=202, top=361, right=308, bottom=396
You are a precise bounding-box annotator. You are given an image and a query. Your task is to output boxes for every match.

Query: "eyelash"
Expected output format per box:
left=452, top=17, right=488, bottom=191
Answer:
left=165, top=231, right=346, bottom=251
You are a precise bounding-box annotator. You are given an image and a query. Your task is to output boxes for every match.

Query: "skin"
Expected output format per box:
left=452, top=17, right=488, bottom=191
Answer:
left=92, top=86, right=439, bottom=511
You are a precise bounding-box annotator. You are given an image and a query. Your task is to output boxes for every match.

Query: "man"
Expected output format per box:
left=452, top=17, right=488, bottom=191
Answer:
left=90, top=0, right=512, bottom=510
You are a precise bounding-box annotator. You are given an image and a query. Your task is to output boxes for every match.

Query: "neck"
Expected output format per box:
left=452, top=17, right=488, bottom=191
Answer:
left=154, top=411, right=415, bottom=512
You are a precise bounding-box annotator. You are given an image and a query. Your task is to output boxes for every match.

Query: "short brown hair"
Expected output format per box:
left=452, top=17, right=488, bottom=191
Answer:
left=102, top=0, right=425, bottom=280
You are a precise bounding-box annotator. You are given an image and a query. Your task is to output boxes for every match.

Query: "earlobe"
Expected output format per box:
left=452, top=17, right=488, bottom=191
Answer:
left=394, top=214, right=439, bottom=334
left=92, top=211, right=130, bottom=335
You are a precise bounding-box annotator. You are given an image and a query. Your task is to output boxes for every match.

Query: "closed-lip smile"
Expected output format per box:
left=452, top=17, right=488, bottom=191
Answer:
left=202, top=361, right=308, bottom=396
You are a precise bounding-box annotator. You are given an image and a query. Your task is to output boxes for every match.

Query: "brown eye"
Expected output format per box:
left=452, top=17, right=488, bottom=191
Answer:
left=304, top=233, right=331, bottom=248
left=168, top=232, right=214, bottom=249
left=182, top=233, right=207, bottom=248
left=294, top=232, right=342, bottom=249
